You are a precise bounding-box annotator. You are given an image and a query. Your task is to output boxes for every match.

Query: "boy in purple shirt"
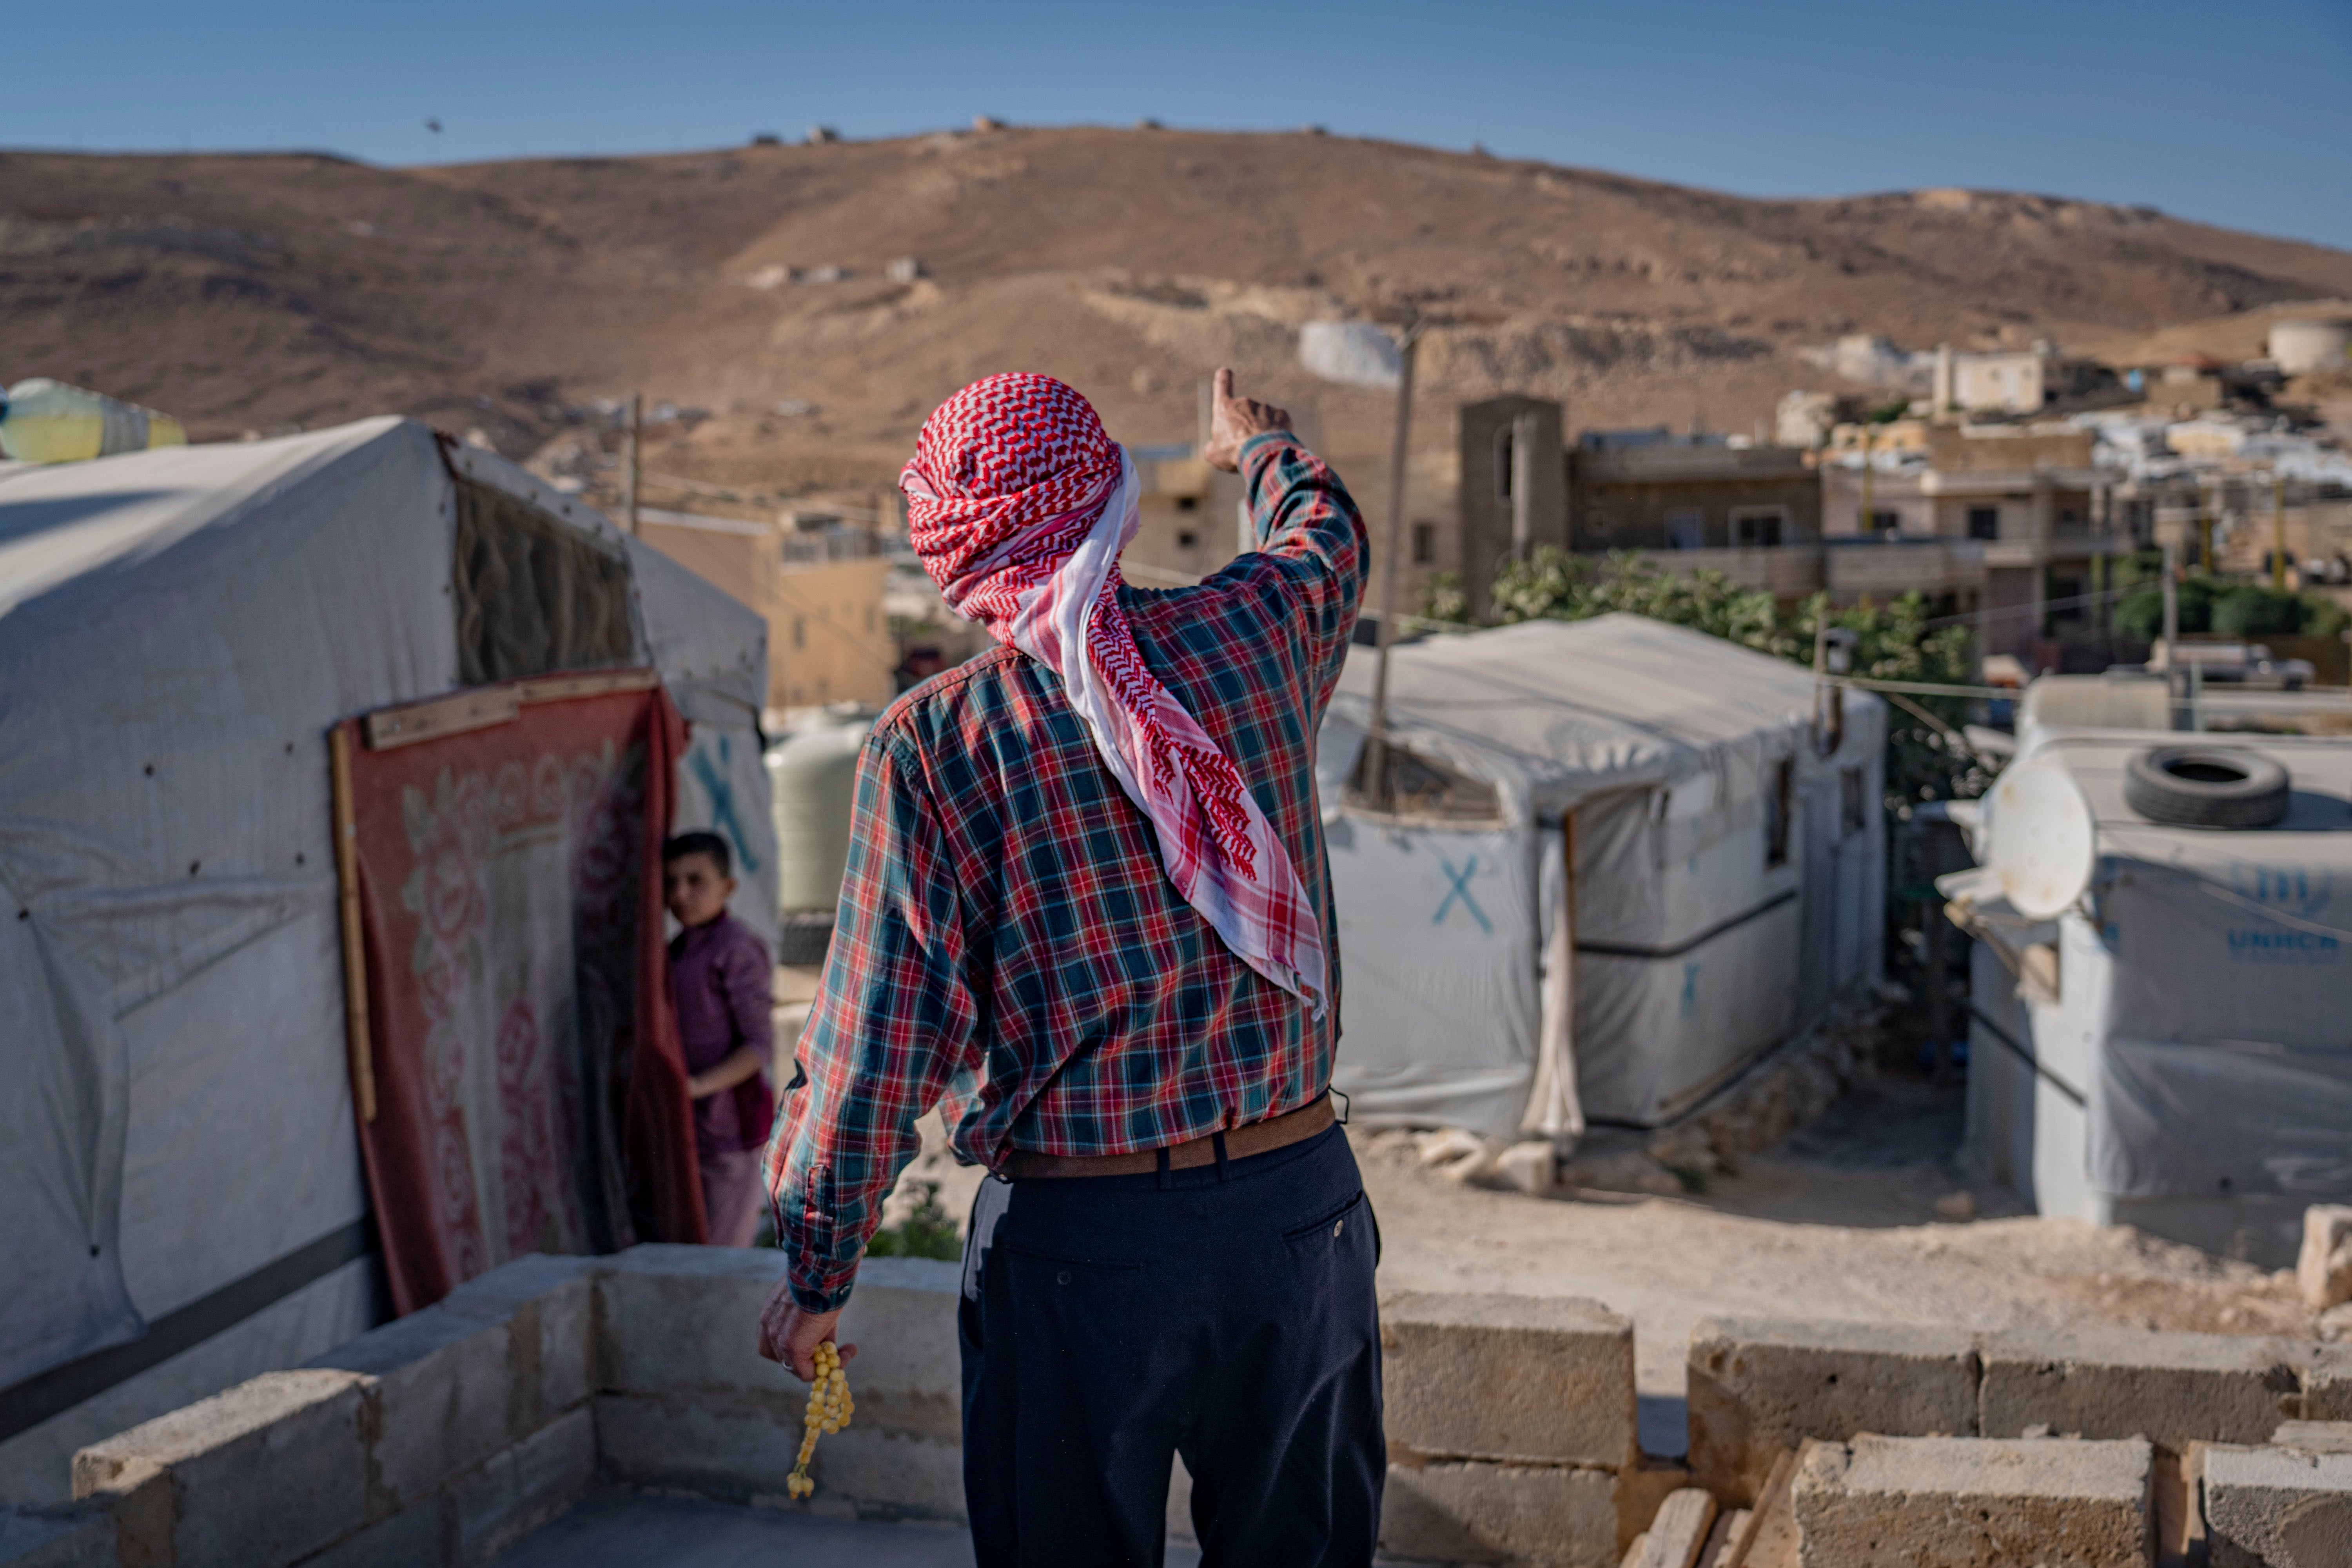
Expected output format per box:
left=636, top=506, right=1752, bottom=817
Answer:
left=662, top=831, right=776, bottom=1247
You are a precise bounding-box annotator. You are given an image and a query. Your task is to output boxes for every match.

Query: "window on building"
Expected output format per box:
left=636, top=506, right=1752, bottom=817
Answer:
left=1967, top=506, right=1999, bottom=541
left=1495, top=426, right=1516, bottom=501
left=1868, top=510, right=1901, bottom=535
left=1412, top=522, right=1437, bottom=565
left=1732, top=508, right=1786, bottom=547
left=1765, top=758, right=1793, bottom=867
left=865, top=605, right=876, bottom=634
left=1666, top=508, right=1705, bottom=550
left=1176, top=530, right=1199, bottom=550
left=1176, top=495, right=1198, bottom=512
left=792, top=616, right=806, bottom=650
left=1840, top=768, right=1866, bottom=835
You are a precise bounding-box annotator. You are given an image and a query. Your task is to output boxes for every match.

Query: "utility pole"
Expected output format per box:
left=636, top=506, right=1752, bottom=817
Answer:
left=623, top=392, right=642, bottom=535
left=2196, top=473, right=2214, bottom=577
left=2161, top=540, right=2181, bottom=730
left=1361, top=317, right=1425, bottom=812
left=2273, top=472, right=2288, bottom=592
left=1858, top=423, right=1875, bottom=537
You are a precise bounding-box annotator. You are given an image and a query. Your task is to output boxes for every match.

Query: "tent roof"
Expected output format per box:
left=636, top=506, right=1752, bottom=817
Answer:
left=1327, top=614, right=1873, bottom=818
left=0, top=418, right=414, bottom=620
left=0, top=419, right=645, bottom=625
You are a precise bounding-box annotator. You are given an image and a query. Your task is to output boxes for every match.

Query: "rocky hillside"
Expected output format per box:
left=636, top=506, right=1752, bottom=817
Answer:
left=6, top=127, right=2350, bottom=495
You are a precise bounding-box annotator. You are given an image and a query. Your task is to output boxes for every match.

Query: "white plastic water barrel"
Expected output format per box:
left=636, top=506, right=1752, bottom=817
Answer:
left=0, top=378, right=188, bottom=463
left=769, top=709, right=876, bottom=922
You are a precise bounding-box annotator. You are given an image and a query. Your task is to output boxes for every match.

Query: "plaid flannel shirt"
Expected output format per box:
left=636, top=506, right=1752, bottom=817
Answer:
left=765, top=432, right=1367, bottom=1310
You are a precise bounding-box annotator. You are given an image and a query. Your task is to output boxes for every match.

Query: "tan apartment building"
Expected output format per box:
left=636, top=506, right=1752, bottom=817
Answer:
left=635, top=508, right=895, bottom=713
left=1819, top=424, right=2129, bottom=665
left=1566, top=439, right=1825, bottom=601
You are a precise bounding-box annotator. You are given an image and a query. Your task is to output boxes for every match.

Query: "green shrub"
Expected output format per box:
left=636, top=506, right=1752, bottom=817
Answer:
left=2212, top=585, right=2303, bottom=637
left=862, top=1178, right=962, bottom=1261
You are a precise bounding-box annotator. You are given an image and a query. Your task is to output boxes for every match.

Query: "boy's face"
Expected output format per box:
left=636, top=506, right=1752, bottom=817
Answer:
left=663, top=853, right=736, bottom=929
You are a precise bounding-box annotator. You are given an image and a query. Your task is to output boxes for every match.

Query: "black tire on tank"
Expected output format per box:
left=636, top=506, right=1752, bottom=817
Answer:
left=2122, top=746, right=2290, bottom=829
left=776, top=911, right=836, bottom=967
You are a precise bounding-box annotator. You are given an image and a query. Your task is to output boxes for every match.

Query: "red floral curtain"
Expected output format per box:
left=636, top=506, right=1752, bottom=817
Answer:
left=340, top=683, right=703, bottom=1314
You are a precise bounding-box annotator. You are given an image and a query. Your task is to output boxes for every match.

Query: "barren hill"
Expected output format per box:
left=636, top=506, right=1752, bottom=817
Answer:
left=7, top=126, right=2351, bottom=497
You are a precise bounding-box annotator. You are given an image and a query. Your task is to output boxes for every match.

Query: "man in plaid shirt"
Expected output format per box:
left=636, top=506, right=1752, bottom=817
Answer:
left=758, top=369, right=1379, bottom=1564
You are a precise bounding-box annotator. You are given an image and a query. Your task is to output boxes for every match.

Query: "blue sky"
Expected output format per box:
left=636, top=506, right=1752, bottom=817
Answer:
left=10, top=0, right=2350, bottom=250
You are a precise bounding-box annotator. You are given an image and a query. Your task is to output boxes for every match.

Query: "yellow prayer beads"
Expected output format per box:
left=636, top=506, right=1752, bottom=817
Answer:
left=785, top=1340, right=853, bottom=1499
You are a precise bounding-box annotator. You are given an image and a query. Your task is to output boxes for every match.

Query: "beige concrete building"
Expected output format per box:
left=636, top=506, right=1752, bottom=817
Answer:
left=1819, top=424, right=2129, bottom=665
left=1932, top=341, right=2110, bottom=415
left=635, top=508, right=895, bottom=711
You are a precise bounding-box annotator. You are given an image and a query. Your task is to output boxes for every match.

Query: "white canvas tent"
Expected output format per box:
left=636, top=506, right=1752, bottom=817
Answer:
left=1948, top=722, right=2352, bottom=1267
left=1316, top=616, right=1885, bottom=1141
left=0, top=419, right=772, bottom=1502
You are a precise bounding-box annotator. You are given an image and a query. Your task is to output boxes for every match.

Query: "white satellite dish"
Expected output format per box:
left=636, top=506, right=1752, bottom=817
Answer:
left=1984, top=757, right=2097, bottom=921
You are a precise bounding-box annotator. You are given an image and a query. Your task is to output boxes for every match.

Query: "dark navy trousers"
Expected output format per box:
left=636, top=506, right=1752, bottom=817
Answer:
left=959, top=1123, right=1384, bottom=1567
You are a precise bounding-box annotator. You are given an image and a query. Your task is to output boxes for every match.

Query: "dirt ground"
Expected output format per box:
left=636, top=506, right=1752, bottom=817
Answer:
left=874, top=1068, right=2338, bottom=1455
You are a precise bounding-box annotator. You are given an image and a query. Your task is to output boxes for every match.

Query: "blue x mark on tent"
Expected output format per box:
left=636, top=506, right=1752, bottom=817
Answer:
left=1432, top=855, right=1492, bottom=934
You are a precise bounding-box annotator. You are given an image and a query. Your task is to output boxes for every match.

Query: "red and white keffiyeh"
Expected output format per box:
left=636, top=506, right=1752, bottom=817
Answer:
left=899, top=373, right=1327, bottom=1014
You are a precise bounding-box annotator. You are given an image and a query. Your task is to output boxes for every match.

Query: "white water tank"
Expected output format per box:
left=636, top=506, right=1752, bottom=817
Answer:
left=2269, top=318, right=2352, bottom=376
left=769, top=709, right=875, bottom=915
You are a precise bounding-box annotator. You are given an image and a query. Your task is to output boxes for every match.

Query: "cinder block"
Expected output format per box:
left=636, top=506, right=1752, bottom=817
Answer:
left=1979, top=1325, right=2311, bottom=1450
left=590, top=1393, right=961, bottom=1521
left=2297, top=1348, right=2352, bottom=1425
left=1379, top=1459, right=1620, bottom=1568
left=1381, top=1292, right=1637, bottom=1468
left=0, top=1503, right=117, bottom=1568
left=437, top=1253, right=600, bottom=1421
left=2273, top=1420, right=2352, bottom=1455
left=1684, top=1317, right=1977, bottom=1505
left=309, top=1307, right=516, bottom=1509
left=73, top=1369, right=371, bottom=1568
left=595, top=1245, right=799, bottom=1401
left=832, top=1258, right=964, bottom=1443
left=2201, top=1442, right=2352, bottom=1568
left=1792, top=1434, right=2152, bottom=1568
left=448, top=1407, right=593, bottom=1563
left=2299, top=1205, right=2352, bottom=1310
left=598, top=1246, right=962, bottom=1443
left=293, top=1496, right=449, bottom=1568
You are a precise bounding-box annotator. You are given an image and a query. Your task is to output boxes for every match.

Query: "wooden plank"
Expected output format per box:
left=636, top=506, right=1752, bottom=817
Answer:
left=514, top=666, right=660, bottom=706
left=1734, top=1446, right=1804, bottom=1568
left=359, top=666, right=659, bottom=751
left=1698, top=1510, right=1751, bottom=1568
left=1631, top=1489, right=1719, bottom=1568
left=363, top=686, right=519, bottom=750
left=328, top=725, right=376, bottom=1123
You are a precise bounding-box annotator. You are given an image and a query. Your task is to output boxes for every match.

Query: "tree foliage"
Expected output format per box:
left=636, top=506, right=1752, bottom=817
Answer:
left=1424, top=548, right=1987, bottom=809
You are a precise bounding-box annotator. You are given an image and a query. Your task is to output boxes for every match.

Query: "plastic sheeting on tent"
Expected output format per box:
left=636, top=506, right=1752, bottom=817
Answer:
left=1316, top=615, right=1884, bottom=1141
left=0, top=419, right=773, bottom=1502
left=1953, top=727, right=2352, bottom=1266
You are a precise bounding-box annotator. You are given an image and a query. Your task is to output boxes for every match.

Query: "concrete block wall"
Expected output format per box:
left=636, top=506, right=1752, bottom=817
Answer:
left=590, top=1247, right=964, bottom=1520
left=1378, top=1291, right=1643, bottom=1568
left=1688, top=1314, right=2339, bottom=1504
left=1793, top=1434, right=2154, bottom=1568
left=61, top=1255, right=603, bottom=1568
left=50, top=1256, right=2352, bottom=1566
left=2200, top=1423, right=2352, bottom=1568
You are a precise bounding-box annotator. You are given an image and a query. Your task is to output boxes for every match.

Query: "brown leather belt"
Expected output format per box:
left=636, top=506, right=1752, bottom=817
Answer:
left=998, top=1094, right=1336, bottom=1180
